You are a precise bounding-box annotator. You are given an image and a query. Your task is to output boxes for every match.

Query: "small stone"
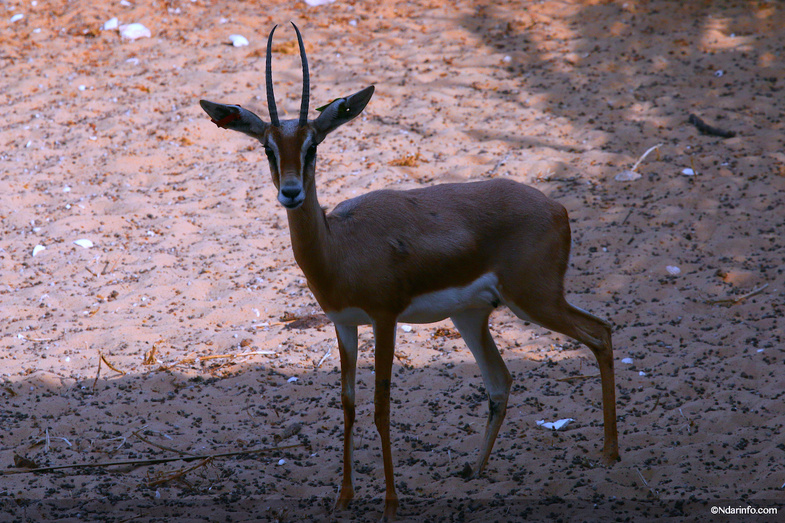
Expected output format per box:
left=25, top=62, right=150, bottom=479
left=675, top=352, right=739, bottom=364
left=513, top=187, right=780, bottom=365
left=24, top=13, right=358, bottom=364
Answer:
left=103, top=17, right=119, bottom=31
left=615, top=170, right=641, bottom=182
left=228, top=34, right=249, bottom=47
left=119, top=23, right=151, bottom=40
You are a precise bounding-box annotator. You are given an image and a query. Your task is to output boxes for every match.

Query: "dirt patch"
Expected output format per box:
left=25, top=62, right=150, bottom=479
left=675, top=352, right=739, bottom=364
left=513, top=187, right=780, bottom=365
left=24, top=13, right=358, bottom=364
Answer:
left=1, top=0, right=783, bottom=521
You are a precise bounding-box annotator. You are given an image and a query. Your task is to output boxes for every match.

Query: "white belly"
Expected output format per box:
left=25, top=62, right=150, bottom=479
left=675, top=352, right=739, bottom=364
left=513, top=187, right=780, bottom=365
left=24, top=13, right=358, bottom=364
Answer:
left=326, top=273, right=502, bottom=326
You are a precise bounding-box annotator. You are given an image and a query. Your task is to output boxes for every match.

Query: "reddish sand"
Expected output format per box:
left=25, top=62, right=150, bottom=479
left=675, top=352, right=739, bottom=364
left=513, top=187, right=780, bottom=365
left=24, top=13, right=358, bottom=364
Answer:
left=1, top=0, right=783, bottom=521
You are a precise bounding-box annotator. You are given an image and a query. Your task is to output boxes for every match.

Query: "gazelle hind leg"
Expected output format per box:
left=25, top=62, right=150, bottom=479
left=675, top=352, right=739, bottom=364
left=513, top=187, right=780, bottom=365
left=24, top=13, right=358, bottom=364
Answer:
left=508, top=298, right=619, bottom=464
left=451, top=309, right=512, bottom=477
left=566, top=304, right=619, bottom=464
left=372, top=319, right=399, bottom=522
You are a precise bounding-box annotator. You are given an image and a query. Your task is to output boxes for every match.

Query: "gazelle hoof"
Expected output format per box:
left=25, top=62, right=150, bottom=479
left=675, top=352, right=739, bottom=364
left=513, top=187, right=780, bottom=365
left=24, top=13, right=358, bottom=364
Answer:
left=334, top=489, right=353, bottom=512
left=378, top=499, right=398, bottom=522
left=601, top=448, right=621, bottom=466
left=457, top=462, right=474, bottom=480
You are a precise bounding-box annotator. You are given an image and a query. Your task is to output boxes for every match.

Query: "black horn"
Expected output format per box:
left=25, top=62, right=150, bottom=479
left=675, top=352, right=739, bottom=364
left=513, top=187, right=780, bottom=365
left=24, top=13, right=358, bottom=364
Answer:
left=292, top=22, right=309, bottom=127
left=266, top=25, right=280, bottom=127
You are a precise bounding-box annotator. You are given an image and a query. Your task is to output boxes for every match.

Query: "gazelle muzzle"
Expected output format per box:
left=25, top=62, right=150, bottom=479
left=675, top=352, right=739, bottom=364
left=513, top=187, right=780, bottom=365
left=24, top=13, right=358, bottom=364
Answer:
left=278, top=178, right=305, bottom=209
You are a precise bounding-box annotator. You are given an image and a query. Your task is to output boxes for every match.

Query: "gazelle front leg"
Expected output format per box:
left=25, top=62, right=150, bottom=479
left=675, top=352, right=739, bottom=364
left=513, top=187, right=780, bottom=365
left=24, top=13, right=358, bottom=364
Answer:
left=334, top=324, right=359, bottom=511
left=451, top=309, right=513, bottom=477
left=372, top=318, right=399, bottom=522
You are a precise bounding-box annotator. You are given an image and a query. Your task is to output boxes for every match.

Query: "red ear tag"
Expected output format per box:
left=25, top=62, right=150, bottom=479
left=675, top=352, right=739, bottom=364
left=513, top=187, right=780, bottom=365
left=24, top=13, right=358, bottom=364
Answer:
left=212, top=106, right=242, bottom=128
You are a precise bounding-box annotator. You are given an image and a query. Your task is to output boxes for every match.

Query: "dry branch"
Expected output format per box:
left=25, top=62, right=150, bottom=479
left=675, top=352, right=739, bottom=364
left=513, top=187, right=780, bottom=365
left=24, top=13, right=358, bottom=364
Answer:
left=688, top=114, right=736, bottom=138
left=147, top=457, right=213, bottom=487
left=705, top=283, right=768, bottom=305
left=154, top=350, right=276, bottom=372
left=630, top=143, right=662, bottom=172
left=316, top=346, right=333, bottom=368
left=133, top=430, right=195, bottom=457
left=555, top=374, right=600, bottom=382
left=1, top=443, right=303, bottom=475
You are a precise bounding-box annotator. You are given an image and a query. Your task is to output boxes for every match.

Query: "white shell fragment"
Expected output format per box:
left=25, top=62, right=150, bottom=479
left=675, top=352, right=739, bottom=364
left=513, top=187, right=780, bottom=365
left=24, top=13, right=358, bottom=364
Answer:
left=305, top=0, right=336, bottom=5
left=228, top=34, right=249, bottom=47
left=621, top=357, right=634, bottom=364
left=73, top=239, right=94, bottom=249
left=666, top=265, right=681, bottom=275
left=536, top=418, right=574, bottom=430
left=103, top=17, right=119, bottom=31
left=277, top=458, right=286, bottom=466
left=32, top=245, right=46, bottom=257
left=287, top=376, right=298, bottom=383
left=10, top=14, right=24, bottom=23
left=401, top=324, right=413, bottom=333
left=119, top=23, right=151, bottom=40
left=614, top=169, right=641, bottom=182
left=682, top=168, right=695, bottom=176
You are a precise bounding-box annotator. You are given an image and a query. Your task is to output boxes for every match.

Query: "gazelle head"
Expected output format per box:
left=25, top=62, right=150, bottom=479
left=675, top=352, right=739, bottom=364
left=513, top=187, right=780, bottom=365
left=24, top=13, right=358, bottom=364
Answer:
left=200, top=23, right=374, bottom=210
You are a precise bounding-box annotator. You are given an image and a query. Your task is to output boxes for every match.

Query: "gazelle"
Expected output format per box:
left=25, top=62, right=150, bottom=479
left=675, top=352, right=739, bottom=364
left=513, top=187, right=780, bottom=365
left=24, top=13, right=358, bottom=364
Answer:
left=200, top=23, right=618, bottom=522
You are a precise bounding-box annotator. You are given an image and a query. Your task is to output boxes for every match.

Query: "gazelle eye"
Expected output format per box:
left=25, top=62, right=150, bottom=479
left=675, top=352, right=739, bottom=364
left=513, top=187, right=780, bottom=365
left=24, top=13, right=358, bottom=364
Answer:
left=305, top=144, right=317, bottom=161
left=264, top=145, right=275, bottom=160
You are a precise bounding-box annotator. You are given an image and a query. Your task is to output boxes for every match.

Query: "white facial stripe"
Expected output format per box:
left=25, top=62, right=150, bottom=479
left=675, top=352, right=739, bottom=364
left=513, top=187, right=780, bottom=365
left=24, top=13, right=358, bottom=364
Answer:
left=301, top=134, right=314, bottom=167
left=265, top=136, right=280, bottom=171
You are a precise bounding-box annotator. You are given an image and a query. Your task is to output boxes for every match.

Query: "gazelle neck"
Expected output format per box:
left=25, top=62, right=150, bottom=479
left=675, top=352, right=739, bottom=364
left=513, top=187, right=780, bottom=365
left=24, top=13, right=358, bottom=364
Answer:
left=284, top=180, right=331, bottom=287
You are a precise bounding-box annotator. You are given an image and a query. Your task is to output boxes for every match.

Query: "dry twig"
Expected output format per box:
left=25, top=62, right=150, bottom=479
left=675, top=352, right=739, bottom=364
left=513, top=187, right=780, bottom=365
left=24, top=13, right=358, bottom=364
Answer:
left=316, top=346, right=333, bottom=368
left=488, top=153, right=511, bottom=176
left=93, top=353, right=126, bottom=389
left=688, top=114, right=736, bottom=138
left=147, top=457, right=213, bottom=487
left=133, top=430, right=194, bottom=457
left=0, top=443, right=303, bottom=475
left=705, top=283, right=768, bottom=305
left=16, top=333, right=60, bottom=343
left=155, top=350, right=275, bottom=372
left=630, top=143, right=662, bottom=172
left=142, top=344, right=159, bottom=366
left=100, top=354, right=126, bottom=375
left=555, top=374, right=600, bottom=382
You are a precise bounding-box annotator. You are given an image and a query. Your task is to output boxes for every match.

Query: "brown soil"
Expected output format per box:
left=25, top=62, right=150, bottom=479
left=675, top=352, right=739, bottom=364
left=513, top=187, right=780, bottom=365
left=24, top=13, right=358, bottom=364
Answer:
left=1, top=0, right=783, bottom=521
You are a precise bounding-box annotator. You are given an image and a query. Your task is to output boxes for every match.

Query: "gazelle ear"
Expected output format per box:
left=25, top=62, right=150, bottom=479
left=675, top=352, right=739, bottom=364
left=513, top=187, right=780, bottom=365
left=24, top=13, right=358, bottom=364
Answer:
left=199, top=100, right=269, bottom=139
left=312, top=85, right=374, bottom=143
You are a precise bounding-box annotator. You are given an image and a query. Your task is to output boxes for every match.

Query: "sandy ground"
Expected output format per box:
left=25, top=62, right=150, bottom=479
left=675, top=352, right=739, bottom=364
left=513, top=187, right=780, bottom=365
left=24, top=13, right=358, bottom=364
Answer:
left=1, top=0, right=784, bottom=521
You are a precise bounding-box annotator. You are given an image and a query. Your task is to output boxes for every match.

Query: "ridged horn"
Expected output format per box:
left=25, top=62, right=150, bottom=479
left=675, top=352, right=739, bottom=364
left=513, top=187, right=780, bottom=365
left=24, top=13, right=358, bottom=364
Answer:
left=292, top=22, right=309, bottom=127
left=266, top=25, right=280, bottom=127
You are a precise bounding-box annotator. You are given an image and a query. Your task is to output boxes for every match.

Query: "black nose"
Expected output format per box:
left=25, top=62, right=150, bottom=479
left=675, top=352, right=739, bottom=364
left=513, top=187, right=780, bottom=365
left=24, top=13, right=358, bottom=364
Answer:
left=280, top=186, right=301, bottom=199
